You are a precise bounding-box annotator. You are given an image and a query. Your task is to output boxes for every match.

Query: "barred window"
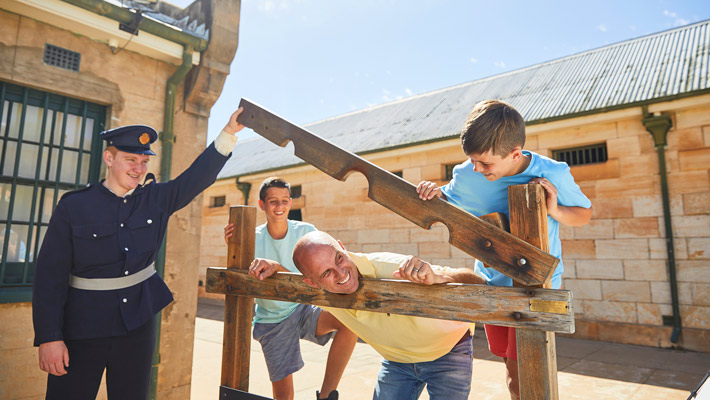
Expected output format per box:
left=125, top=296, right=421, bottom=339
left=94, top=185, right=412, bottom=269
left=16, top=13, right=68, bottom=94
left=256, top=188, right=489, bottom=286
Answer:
left=552, top=143, right=608, bottom=166
left=43, top=44, right=81, bottom=72
left=210, top=195, right=226, bottom=208
left=0, top=82, right=105, bottom=302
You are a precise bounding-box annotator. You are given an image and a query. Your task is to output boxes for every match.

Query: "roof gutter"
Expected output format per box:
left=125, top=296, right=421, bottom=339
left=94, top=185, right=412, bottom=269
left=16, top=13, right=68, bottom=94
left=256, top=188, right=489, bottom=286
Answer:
left=61, top=0, right=208, bottom=52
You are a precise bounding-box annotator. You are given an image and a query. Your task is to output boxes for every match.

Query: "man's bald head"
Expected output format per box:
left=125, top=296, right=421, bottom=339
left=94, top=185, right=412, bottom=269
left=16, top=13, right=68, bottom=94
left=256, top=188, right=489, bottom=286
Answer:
left=292, top=231, right=361, bottom=294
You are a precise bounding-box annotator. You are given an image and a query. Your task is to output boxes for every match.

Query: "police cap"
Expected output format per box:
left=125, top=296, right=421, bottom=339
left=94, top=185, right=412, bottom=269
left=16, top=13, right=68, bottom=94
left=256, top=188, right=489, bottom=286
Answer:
left=101, top=125, right=158, bottom=155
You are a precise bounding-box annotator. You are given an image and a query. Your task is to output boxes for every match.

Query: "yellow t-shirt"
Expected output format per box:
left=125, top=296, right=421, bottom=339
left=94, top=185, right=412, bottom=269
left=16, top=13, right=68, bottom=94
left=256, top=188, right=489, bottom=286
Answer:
left=323, top=252, right=471, bottom=363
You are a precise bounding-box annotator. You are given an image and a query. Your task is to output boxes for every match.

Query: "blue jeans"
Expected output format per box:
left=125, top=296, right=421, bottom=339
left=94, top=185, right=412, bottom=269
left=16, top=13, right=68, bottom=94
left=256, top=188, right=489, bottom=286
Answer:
left=373, top=336, right=473, bottom=400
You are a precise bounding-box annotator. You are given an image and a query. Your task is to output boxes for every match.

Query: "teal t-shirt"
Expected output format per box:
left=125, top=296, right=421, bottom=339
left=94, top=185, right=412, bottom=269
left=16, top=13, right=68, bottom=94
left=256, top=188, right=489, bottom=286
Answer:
left=441, top=151, right=591, bottom=289
left=253, top=220, right=317, bottom=324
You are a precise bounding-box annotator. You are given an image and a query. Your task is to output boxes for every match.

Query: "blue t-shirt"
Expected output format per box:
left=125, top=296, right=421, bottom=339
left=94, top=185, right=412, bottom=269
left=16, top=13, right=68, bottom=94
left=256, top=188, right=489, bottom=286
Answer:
left=253, top=220, right=317, bottom=324
left=441, top=151, right=591, bottom=288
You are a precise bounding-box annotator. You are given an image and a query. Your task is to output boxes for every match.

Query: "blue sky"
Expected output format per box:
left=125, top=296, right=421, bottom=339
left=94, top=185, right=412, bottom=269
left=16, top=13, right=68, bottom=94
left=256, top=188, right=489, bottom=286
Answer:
left=167, top=0, right=710, bottom=142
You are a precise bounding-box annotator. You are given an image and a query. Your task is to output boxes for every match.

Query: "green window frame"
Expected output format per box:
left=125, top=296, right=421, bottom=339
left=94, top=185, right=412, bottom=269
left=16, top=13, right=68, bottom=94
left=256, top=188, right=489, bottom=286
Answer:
left=0, top=81, right=106, bottom=303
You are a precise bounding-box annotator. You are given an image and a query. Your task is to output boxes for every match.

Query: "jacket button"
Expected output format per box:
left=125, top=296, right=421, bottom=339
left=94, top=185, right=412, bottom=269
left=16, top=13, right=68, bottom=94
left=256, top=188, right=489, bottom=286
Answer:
left=122, top=298, right=127, bottom=303
left=123, top=199, right=127, bottom=204
left=124, top=247, right=129, bottom=252
left=93, top=233, right=97, bottom=238
left=147, top=219, right=152, bottom=224
left=124, top=271, right=129, bottom=275
left=120, top=223, right=124, bottom=228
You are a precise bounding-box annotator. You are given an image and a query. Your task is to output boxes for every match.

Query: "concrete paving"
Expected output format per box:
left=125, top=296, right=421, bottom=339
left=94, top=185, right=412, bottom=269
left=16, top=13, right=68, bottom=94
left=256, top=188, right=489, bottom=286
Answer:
left=191, top=298, right=709, bottom=400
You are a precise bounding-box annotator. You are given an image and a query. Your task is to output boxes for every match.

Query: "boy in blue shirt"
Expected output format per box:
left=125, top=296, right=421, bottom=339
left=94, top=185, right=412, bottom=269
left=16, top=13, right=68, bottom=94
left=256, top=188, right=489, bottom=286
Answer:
left=417, top=100, right=592, bottom=399
left=224, top=177, right=356, bottom=400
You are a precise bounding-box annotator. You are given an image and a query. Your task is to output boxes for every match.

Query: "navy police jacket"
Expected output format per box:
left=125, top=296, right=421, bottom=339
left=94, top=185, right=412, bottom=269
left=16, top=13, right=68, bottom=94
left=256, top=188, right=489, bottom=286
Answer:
left=32, top=143, right=229, bottom=346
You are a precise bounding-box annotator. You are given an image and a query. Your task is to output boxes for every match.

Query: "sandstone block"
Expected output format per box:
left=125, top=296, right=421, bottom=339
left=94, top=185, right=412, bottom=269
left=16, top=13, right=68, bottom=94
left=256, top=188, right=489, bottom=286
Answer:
left=591, top=197, right=633, bottom=219
left=607, top=136, right=643, bottom=158
left=619, top=154, right=658, bottom=177
left=583, top=300, right=637, bottom=323
left=381, top=243, right=418, bottom=256
left=623, top=260, right=668, bottom=281
left=561, top=239, right=596, bottom=259
left=667, top=170, right=710, bottom=195
left=569, top=159, right=620, bottom=181
left=613, top=217, right=660, bottom=238
left=683, top=191, right=710, bottom=215
left=632, top=194, right=683, bottom=218
left=704, top=125, right=710, bottom=146
left=409, top=225, right=447, bottom=242
left=670, top=215, right=710, bottom=238
left=576, top=259, right=624, bottom=279
left=596, top=175, right=656, bottom=198
left=601, top=280, right=651, bottom=302
left=357, top=229, right=391, bottom=244
left=668, top=126, right=704, bottom=149
left=678, top=148, right=710, bottom=171
left=559, top=224, right=574, bottom=239
left=636, top=303, right=664, bottom=325
left=417, top=242, right=451, bottom=259
left=676, top=260, right=710, bottom=282
left=595, top=239, right=649, bottom=259
left=680, top=305, right=710, bottom=329
left=574, top=219, right=614, bottom=239
left=687, top=238, right=710, bottom=260
left=563, top=279, right=602, bottom=300
left=691, top=283, right=710, bottom=306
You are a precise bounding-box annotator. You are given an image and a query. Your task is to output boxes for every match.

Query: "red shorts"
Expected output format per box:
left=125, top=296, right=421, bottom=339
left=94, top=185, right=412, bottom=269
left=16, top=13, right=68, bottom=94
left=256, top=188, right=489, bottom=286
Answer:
left=484, top=324, right=517, bottom=360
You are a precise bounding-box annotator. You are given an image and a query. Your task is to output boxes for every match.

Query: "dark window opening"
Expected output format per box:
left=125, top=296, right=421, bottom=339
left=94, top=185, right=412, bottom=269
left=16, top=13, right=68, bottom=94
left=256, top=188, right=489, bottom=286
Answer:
left=290, top=185, right=302, bottom=199
left=444, top=163, right=458, bottom=181
left=210, top=195, right=226, bottom=208
left=552, top=143, right=608, bottom=166
left=288, top=209, right=302, bottom=221
left=391, top=170, right=403, bottom=178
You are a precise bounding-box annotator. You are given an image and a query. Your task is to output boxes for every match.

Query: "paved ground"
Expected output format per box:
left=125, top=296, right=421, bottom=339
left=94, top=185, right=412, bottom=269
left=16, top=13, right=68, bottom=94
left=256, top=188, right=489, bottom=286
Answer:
left=191, top=298, right=709, bottom=400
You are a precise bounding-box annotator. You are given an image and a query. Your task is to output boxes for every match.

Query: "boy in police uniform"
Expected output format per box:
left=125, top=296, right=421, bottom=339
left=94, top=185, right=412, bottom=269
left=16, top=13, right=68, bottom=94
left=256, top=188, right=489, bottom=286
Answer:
left=32, top=108, right=245, bottom=399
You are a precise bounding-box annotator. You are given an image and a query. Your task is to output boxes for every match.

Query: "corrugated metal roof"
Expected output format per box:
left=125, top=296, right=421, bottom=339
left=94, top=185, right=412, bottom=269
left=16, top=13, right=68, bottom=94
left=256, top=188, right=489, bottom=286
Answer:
left=219, top=20, right=710, bottom=180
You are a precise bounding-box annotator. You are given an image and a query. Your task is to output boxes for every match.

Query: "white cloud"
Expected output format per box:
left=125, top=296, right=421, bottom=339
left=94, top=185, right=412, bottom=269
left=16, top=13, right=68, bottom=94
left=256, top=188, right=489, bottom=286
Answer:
left=664, top=10, right=689, bottom=26
left=261, top=1, right=274, bottom=11
left=596, top=24, right=608, bottom=32
left=470, top=57, right=478, bottom=64
left=405, top=88, right=413, bottom=96
left=494, top=61, right=506, bottom=68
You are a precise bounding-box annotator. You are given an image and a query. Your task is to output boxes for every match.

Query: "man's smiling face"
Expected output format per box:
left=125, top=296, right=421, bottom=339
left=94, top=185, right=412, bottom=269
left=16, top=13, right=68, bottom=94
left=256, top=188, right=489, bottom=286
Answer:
left=300, top=241, right=361, bottom=294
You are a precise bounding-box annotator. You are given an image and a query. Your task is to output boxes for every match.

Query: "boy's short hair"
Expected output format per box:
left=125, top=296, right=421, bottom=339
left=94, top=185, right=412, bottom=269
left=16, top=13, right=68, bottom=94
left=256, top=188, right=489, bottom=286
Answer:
left=460, top=100, right=526, bottom=156
left=259, top=177, right=291, bottom=201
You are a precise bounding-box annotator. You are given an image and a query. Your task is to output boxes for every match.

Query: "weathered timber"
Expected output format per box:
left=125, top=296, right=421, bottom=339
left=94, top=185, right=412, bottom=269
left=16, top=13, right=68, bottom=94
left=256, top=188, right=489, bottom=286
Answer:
left=509, top=184, right=560, bottom=400
left=236, top=98, right=558, bottom=286
left=205, top=268, right=575, bottom=334
left=221, top=206, right=256, bottom=391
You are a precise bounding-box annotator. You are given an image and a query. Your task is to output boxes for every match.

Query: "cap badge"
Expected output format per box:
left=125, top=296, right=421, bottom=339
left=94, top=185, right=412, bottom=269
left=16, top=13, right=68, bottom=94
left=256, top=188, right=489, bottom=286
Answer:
left=139, top=133, right=151, bottom=145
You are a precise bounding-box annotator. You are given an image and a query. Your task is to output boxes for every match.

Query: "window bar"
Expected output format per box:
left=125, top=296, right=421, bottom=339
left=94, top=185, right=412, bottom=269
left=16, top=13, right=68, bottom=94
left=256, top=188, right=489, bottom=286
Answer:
left=0, top=88, right=29, bottom=283
left=44, top=109, right=57, bottom=182
left=51, top=98, right=70, bottom=210
left=0, top=101, right=12, bottom=177
left=74, top=102, right=88, bottom=188
left=22, top=92, right=51, bottom=283
left=89, top=115, right=104, bottom=183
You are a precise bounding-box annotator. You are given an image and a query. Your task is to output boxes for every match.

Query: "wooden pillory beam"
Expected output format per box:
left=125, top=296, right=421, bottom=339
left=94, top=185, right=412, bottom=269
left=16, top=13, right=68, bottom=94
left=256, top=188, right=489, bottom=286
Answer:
left=206, top=99, right=571, bottom=399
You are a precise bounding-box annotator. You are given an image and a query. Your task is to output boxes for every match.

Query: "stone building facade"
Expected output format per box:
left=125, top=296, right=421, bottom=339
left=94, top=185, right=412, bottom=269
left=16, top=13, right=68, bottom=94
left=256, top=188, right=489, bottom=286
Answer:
left=0, top=0, right=240, bottom=398
left=200, top=21, right=710, bottom=353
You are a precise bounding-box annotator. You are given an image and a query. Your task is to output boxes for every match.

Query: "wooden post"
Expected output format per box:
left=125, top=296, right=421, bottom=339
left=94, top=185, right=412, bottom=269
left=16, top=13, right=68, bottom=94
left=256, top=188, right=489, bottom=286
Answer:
left=509, top=184, right=559, bottom=400
left=221, top=206, right=256, bottom=391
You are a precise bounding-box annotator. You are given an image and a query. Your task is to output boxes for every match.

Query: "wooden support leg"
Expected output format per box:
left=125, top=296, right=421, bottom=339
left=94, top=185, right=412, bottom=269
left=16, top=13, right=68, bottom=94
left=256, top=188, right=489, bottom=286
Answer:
left=508, top=184, right=559, bottom=400
left=221, top=206, right=257, bottom=392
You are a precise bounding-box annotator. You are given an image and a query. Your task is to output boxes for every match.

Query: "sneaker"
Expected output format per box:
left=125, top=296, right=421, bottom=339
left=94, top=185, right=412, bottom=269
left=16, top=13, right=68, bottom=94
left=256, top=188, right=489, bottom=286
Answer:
left=316, top=390, right=339, bottom=400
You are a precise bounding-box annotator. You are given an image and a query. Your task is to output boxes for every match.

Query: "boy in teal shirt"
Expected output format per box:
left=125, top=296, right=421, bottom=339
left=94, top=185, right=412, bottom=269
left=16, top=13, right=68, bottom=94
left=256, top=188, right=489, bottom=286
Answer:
left=417, top=100, right=592, bottom=399
left=225, top=177, right=356, bottom=400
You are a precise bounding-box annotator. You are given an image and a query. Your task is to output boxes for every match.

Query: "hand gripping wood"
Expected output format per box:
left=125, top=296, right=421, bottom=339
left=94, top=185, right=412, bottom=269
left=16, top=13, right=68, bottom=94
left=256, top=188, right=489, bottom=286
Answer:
left=236, top=98, right=559, bottom=286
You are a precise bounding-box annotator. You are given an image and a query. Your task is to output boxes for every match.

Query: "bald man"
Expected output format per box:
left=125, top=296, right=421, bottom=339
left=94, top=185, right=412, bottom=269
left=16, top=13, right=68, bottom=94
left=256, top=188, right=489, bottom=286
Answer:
left=288, top=231, right=485, bottom=400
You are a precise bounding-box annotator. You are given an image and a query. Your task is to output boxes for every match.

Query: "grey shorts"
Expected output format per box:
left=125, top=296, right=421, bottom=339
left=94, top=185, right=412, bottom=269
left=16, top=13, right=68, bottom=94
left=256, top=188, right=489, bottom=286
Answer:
left=253, top=303, right=335, bottom=382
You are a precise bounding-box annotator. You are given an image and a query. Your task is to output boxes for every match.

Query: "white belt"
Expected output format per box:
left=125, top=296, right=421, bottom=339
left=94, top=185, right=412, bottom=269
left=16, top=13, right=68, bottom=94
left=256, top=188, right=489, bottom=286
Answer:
left=69, top=262, right=156, bottom=291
